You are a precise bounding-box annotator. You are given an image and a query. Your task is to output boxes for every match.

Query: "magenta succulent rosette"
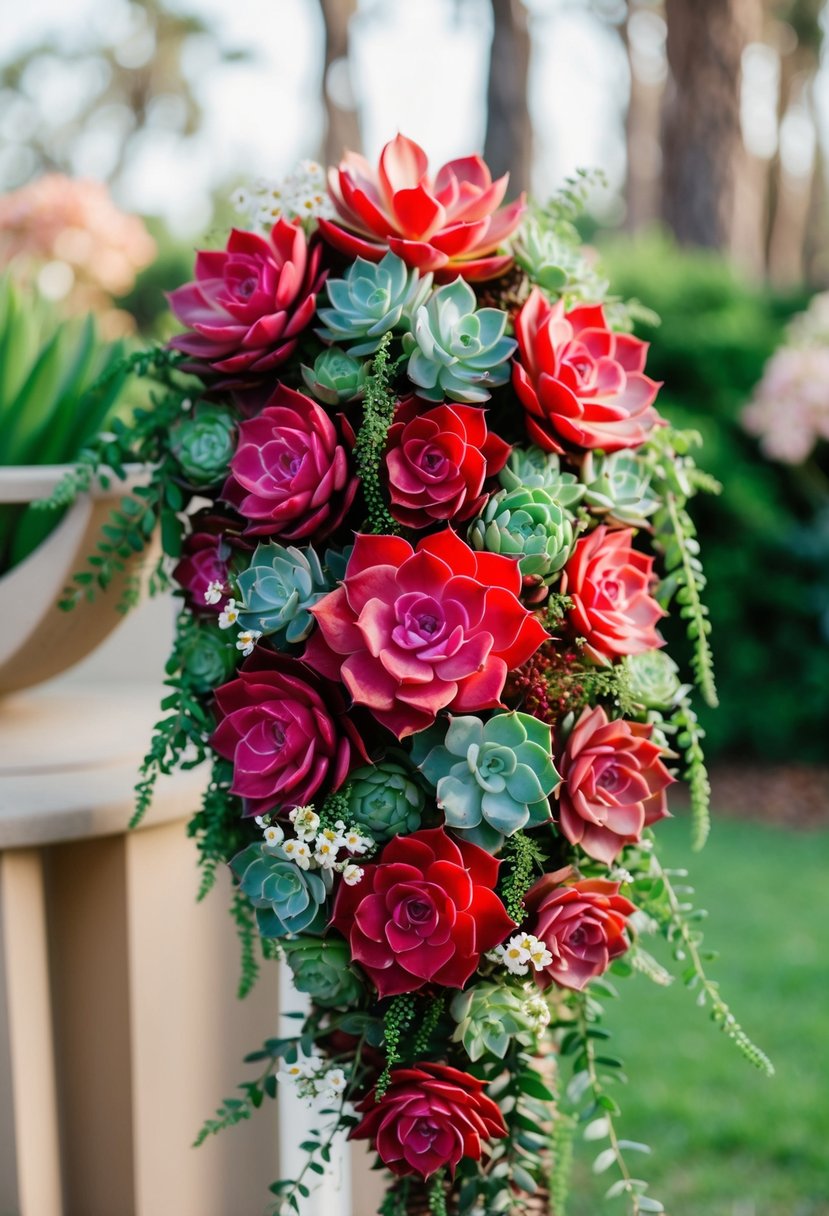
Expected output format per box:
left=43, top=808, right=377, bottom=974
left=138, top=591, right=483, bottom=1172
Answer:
left=72, top=132, right=756, bottom=1214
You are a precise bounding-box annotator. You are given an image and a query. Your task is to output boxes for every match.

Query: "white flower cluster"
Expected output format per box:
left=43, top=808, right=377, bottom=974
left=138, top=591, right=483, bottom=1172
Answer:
left=278, top=1053, right=348, bottom=1106
left=490, top=933, right=553, bottom=977
left=255, top=806, right=374, bottom=886
left=522, top=991, right=552, bottom=1034
left=216, top=597, right=261, bottom=657
left=231, top=160, right=336, bottom=232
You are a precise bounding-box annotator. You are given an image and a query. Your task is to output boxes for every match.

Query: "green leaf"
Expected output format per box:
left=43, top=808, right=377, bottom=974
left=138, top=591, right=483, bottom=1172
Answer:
left=592, top=1148, right=617, bottom=1174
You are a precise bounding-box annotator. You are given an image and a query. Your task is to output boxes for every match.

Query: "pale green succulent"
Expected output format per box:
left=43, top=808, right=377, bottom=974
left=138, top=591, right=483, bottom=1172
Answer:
left=300, top=347, right=368, bottom=405
left=451, top=983, right=546, bottom=1062
left=403, top=278, right=516, bottom=403
left=235, top=543, right=331, bottom=645
left=316, top=251, right=432, bottom=355
left=417, top=712, right=560, bottom=852
left=469, top=486, right=576, bottom=584
left=499, top=446, right=585, bottom=507
left=514, top=216, right=609, bottom=302
left=283, top=937, right=366, bottom=1009
left=229, top=844, right=330, bottom=938
left=346, top=755, right=425, bottom=842
left=625, top=650, right=687, bottom=711
left=581, top=450, right=660, bottom=528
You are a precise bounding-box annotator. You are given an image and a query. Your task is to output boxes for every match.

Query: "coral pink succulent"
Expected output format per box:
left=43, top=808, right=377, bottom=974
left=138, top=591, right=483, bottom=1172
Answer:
left=319, top=134, right=526, bottom=282
left=222, top=385, right=357, bottom=541
left=385, top=397, right=510, bottom=529
left=525, top=871, right=635, bottom=990
left=331, top=827, right=514, bottom=998
left=167, top=219, right=325, bottom=381
left=303, top=529, right=548, bottom=738
left=560, top=525, right=664, bottom=664
left=555, top=705, right=674, bottom=864
left=513, top=289, right=662, bottom=452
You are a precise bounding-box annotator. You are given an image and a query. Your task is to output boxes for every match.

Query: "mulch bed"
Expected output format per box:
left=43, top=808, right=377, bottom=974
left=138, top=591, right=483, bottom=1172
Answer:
left=673, top=765, right=829, bottom=830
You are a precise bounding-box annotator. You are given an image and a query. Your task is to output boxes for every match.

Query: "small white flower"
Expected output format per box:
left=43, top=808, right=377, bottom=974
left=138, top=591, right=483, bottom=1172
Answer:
left=326, top=1067, right=347, bottom=1092
left=313, top=839, right=340, bottom=870
left=282, top=839, right=312, bottom=870
left=230, top=186, right=250, bottom=212
left=342, top=863, right=364, bottom=887
left=203, top=579, right=225, bottom=606
left=289, top=806, right=320, bottom=840
left=278, top=1062, right=306, bottom=1083
left=254, top=815, right=266, bottom=828
left=236, top=629, right=262, bottom=657
left=263, top=824, right=285, bottom=849
left=498, top=935, right=532, bottom=976
left=344, top=829, right=373, bottom=855
left=218, top=599, right=239, bottom=630
left=521, top=934, right=553, bottom=972
left=317, top=824, right=347, bottom=849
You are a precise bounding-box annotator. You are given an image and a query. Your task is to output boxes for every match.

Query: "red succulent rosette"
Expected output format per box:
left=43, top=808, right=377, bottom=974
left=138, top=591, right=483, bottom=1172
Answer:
left=352, top=1062, right=507, bottom=1179
left=222, top=385, right=358, bottom=541
left=560, top=525, right=664, bottom=663
left=167, top=218, right=325, bottom=382
left=513, top=288, right=662, bottom=452
left=525, top=870, right=635, bottom=990
left=172, top=510, right=242, bottom=614
left=555, top=705, right=674, bottom=864
left=385, top=397, right=511, bottom=529
left=331, top=827, right=515, bottom=998
left=303, top=529, right=548, bottom=738
left=210, top=648, right=368, bottom=818
left=319, top=133, right=526, bottom=282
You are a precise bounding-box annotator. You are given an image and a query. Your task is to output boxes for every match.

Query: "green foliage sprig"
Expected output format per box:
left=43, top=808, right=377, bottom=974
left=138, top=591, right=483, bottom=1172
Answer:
left=376, top=993, right=416, bottom=1100
left=499, top=831, right=547, bottom=924
left=194, top=1031, right=301, bottom=1147
left=637, top=846, right=774, bottom=1076
left=670, top=695, right=712, bottom=852
left=354, top=334, right=400, bottom=535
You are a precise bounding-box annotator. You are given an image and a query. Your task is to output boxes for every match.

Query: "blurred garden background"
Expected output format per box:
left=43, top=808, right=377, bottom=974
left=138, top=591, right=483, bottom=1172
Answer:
left=1, top=2, right=827, bottom=1215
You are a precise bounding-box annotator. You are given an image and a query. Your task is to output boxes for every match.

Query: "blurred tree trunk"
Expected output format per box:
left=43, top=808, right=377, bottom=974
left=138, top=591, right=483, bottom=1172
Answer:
left=622, top=5, right=666, bottom=232
left=660, top=0, right=762, bottom=252
left=484, top=0, right=533, bottom=193
left=319, top=0, right=361, bottom=164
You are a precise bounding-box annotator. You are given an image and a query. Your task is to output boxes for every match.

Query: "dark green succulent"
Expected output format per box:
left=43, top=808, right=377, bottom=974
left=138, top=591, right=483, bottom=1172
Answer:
left=316, top=251, right=432, bottom=355
left=179, top=621, right=237, bottom=693
left=345, top=754, right=425, bottom=842
left=229, top=843, right=329, bottom=938
left=283, top=937, right=366, bottom=1008
left=170, top=402, right=236, bottom=487
left=469, top=486, right=576, bottom=584
left=300, top=347, right=368, bottom=405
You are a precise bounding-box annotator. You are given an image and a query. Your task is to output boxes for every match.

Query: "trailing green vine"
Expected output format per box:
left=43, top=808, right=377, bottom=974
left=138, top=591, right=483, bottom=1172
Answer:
left=354, top=334, right=400, bottom=535
left=670, top=694, right=712, bottom=852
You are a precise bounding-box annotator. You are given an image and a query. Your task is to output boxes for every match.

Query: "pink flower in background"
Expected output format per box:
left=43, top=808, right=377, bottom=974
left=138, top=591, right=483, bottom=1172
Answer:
left=525, top=871, right=635, bottom=990
left=742, top=345, right=829, bottom=464
left=331, top=827, right=515, bottom=998
left=222, top=385, right=358, bottom=541
left=319, top=133, right=526, bottom=282
left=555, top=705, right=674, bottom=864
left=352, top=1063, right=507, bottom=1179
left=385, top=397, right=510, bottom=528
left=211, top=649, right=367, bottom=818
left=167, top=219, right=325, bottom=380
left=303, top=529, right=548, bottom=738
left=513, top=289, right=661, bottom=453
left=561, top=525, right=664, bottom=663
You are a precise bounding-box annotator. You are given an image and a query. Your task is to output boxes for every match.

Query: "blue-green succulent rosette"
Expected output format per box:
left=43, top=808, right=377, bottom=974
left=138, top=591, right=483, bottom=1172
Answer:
left=234, top=541, right=332, bottom=645
left=230, top=842, right=330, bottom=938
left=415, top=712, right=561, bottom=852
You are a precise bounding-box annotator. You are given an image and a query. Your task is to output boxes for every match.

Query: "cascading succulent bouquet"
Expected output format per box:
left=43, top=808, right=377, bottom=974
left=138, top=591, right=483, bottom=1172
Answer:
left=51, top=137, right=772, bottom=1216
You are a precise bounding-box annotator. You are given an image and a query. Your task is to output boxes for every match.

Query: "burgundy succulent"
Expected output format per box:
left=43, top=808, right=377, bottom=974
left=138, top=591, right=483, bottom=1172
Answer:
left=525, top=871, right=635, bottom=990
left=172, top=510, right=243, bottom=614
left=385, top=397, right=510, bottom=529
left=167, top=219, right=325, bottom=382
left=222, top=385, right=358, bottom=541
left=210, top=649, right=368, bottom=818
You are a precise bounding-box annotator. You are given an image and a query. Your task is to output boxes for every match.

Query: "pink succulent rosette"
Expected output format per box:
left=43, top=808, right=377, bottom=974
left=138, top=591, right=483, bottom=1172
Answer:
left=352, top=1063, right=508, bottom=1179
left=303, top=529, right=548, bottom=738
left=319, top=133, right=526, bottom=282
left=331, top=827, right=515, bottom=999
left=210, top=649, right=368, bottom=819
left=555, top=705, right=674, bottom=864
left=167, top=218, right=325, bottom=380
left=222, top=385, right=358, bottom=541
left=385, top=397, right=511, bottom=529
left=525, top=871, right=635, bottom=991
left=513, top=288, right=662, bottom=453
left=560, top=525, right=665, bottom=664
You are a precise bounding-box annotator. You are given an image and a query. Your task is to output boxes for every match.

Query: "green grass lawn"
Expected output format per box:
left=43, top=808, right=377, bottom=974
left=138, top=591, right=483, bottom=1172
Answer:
left=566, top=814, right=829, bottom=1216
